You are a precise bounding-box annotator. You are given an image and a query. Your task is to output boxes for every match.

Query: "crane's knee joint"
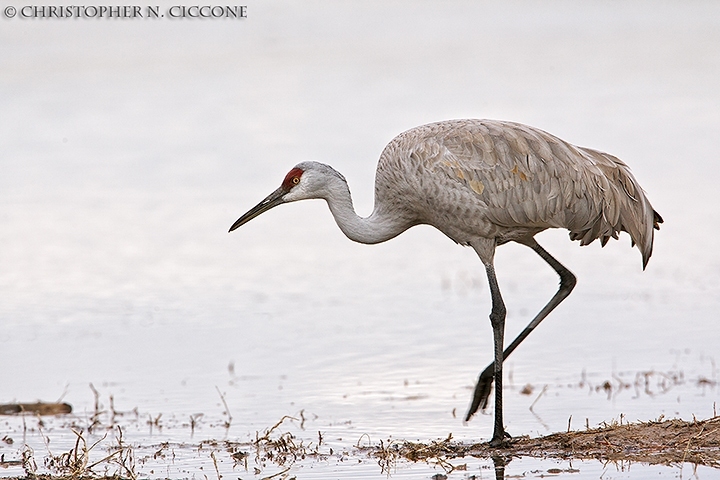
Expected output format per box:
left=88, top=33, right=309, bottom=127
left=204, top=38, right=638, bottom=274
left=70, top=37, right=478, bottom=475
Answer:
left=489, top=305, right=506, bottom=328
left=560, top=270, right=577, bottom=293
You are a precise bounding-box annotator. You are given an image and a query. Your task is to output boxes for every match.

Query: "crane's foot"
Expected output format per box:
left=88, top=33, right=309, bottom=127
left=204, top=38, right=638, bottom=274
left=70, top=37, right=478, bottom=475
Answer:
left=488, top=430, right=512, bottom=448
left=465, top=370, right=494, bottom=421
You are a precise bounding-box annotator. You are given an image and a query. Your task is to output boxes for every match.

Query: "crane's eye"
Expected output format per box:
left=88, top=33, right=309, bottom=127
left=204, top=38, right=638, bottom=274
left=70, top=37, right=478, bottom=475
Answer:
left=282, top=167, right=304, bottom=190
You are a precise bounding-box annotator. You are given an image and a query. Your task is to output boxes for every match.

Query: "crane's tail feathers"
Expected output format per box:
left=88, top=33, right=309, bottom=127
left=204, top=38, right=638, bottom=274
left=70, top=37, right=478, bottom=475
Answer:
left=653, top=210, right=664, bottom=230
left=638, top=210, right=663, bottom=270
left=567, top=148, right=661, bottom=270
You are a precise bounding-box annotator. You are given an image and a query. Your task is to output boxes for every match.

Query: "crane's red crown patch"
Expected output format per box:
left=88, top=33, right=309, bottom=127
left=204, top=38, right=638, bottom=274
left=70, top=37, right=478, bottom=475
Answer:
left=281, top=167, right=304, bottom=191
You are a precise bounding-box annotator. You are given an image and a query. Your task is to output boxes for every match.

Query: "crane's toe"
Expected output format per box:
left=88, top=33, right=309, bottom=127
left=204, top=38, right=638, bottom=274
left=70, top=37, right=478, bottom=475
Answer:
left=488, top=430, right=513, bottom=448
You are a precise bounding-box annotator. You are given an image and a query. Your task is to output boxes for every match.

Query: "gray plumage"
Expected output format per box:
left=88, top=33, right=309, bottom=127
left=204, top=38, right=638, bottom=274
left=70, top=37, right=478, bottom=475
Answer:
left=373, top=119, right=660, bottom=268
left=229, top=119, right=662, bottom=445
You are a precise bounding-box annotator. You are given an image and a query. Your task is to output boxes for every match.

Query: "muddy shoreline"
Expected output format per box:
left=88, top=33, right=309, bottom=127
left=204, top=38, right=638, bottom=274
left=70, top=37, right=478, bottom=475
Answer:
left=2, top=414, right=719, bottom=478
left=370, top=415, right=720, bottom=475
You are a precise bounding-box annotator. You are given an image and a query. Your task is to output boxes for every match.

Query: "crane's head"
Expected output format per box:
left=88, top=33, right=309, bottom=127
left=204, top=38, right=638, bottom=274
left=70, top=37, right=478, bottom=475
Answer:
left=228, top=161, right=346, bottom=232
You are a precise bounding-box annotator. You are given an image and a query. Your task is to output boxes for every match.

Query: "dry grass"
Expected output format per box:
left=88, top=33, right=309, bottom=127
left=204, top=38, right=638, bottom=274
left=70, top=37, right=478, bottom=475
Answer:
left=366, top=415, right=720, bottom=474
left=0, top=426, right=136, bottom=480
left=4, top=415, right=720, bottom=479
left=505, top=415, right=720, bottom=467
left=250, top=415, right=326, bottom=471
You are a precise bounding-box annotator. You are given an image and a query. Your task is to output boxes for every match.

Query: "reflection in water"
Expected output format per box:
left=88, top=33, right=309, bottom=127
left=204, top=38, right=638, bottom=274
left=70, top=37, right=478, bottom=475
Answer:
left=492, top=454, right=508, bottom=480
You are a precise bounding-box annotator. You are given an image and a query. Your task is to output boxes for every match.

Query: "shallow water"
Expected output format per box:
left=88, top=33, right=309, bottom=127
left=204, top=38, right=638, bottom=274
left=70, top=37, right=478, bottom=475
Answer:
left=1, top=1, right=720, bottom=478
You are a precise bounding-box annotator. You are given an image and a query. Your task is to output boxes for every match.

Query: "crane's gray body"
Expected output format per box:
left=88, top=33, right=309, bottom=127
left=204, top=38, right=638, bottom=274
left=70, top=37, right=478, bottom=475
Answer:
left=374, top=119, right=658, bottom=267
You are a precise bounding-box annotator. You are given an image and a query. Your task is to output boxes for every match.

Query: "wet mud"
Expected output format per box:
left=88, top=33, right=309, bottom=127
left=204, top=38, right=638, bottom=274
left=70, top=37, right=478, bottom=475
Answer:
left=369, top=415, right=720, bottom=475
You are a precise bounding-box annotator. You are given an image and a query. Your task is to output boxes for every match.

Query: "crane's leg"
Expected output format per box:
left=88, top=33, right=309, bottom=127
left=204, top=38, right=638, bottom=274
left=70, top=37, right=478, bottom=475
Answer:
left=470, top=238, right=508, bottom=445
left=484, top=261, right=508, bottom=446
left=466, top=238, right=576, bottom=422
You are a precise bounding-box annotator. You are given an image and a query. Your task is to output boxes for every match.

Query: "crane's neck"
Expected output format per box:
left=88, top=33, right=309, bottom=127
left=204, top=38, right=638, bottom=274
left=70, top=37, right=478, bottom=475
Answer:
left=322, top=176, right=411, bottom=245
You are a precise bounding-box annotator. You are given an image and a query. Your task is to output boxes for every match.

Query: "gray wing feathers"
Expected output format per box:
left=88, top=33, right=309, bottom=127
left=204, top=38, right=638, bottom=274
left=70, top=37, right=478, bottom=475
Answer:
left=386, top=120, right=659, bottom=267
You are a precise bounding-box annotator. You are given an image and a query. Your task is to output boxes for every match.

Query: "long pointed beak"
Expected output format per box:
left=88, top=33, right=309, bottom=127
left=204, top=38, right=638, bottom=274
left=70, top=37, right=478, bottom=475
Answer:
left=228, top=187, right=287, bottom=232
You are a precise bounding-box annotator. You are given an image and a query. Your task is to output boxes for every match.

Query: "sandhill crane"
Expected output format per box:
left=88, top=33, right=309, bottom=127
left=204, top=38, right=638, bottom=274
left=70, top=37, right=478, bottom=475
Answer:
left=229, top=119, right=662, bottom=446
